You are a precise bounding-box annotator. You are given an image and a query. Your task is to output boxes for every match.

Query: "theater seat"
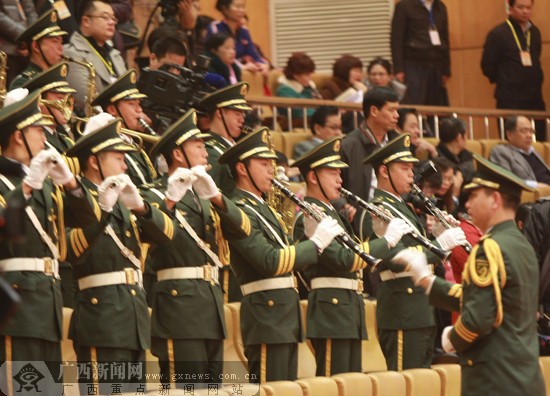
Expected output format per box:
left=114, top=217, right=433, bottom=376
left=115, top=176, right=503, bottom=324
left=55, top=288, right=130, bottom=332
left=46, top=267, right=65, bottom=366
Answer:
left=271, top=131, right=284, bottom=154
left=61, top=308, right=79, bottom=396
left=223, top=305, right=248, bottom=382
left=297, top=341, right=316, bottom=379
left=223, top=383, right=267, bottom=396
left=431, top=364, right=461, bottom=396
left=540, top=357, right=550, bottom=396
left=332, top=372, right=373, bottom=396
left=362, top=300, right=387, bottom=372
left=296, top=376, right=339, bottom=396
left=281, top=132, right=313, bottom=160
left=226, top=302, right=248, bottom=366
left=465, top=140, right=482, bottom=156
left=368, top=371, right=406, bottom=396
left=262, top=380, right=304, bottom=396
left=402, top=368, right=442, bottom=396
left=241, top=70, right=265, bottom=97
left=480, top=139, right=505, bottom=159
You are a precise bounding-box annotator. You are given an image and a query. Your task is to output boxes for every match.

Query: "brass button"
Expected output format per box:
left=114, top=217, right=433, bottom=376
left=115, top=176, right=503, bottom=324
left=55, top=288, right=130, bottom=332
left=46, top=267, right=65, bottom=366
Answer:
left=47, top=215, right=53, bottom=221
left=467, top=359, right=473, bottom=366
left=91, top=297, right=98, bottom=305
left=331, top=298, right=339, bottom=305
left=125, top=230, right=132, bottom=237
left=12, top=283, right=18, bottom=289
left=267, top=300, right=274, bottom=307
left=407, top=288, right=413, bottom=294
left=205, top=243, right=211, bottom=249
left=205, top=225, right=211, bottom=232
left=130, top=289, right=137, bottom=296
left=171, top=289, right=178, bottom=296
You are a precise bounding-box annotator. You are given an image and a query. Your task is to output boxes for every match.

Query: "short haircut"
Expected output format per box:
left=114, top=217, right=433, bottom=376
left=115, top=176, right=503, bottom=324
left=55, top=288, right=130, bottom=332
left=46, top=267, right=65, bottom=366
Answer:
left=504, top=116, right=519, bottom=139
left=215, top=0, right=233, bottom=12
left=205, top=32, right=233, bottom=52
left=283, top=52, right=315, bottom=80
left=509, top=0, right=534, bottom=7
left=79, top=0, right=107, bottom=23
left=310, top=106, right=339, bottom=135
left=332, top=55, right=363, bottom=82
left=367, top=57, right=393, bottom=74
left=396, top=107, right=417, bottom=131
left=362, top=86, right=399, bottom=119
left=151, top=37, right=187, bottom=59
left=439, top=117, right=466, bottom=144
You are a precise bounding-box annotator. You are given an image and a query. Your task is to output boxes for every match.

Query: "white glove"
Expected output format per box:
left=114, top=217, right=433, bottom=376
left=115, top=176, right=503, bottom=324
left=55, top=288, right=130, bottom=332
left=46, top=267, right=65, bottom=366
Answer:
left=432, top=211, right=460, bottom=237
left=391, top=248, right=432, bottom=285
left=372, top=207, right=392, bottom=238
left=436, top=227, right=467, bottom=251
left=48, top=151, right=75, bottom=186
left=303, top=214, right=318, bottom=238
left=98, top=175, right=127, bottom=213
left=166, top=167, right=196, bottom=202
left=309, top=217, right=344, bottom=254
left=4, top=88, right=29, bottom=107
left=383, top=218, right=414, bottom=248
left=441, top=326, right=456, bottom=353
left=118, top=174, right=145, bottom=211
left=191, top=165, right=219, bottom=199
left=23, top=149, right=57, bottom=189
left=83, top=112, right=115, bottom=135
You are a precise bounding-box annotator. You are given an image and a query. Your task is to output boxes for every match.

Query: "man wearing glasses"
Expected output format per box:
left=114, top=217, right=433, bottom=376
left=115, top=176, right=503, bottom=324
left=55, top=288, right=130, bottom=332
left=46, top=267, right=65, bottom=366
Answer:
left=64, top=0, right=127, bottom=116
left=292, top=106, right=343, bottom=160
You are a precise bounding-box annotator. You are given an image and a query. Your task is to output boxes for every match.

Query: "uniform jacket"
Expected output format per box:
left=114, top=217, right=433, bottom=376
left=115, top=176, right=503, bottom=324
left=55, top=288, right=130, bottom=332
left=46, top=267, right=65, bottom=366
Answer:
left=229, top=189, right=318, bottom=346
left=205, top=132, right=235, bottom=197
left=429, top=221, right=544, bottom=396
left=0, top=0, right=37, bottom=55
left=64, top=31, right=127, bottom=115
left=0, top=157, right=101, bottom=342
left=9, top=62, right=42, bottom=90
left=67, top=176, right=173, bottom=350
left=124, top=147, right=157, bottom=186
left=370, top=189, right=438, bottom=330
left=143, top=175, right=249, bottom=340
left=489, top=143, right=549, bottom=183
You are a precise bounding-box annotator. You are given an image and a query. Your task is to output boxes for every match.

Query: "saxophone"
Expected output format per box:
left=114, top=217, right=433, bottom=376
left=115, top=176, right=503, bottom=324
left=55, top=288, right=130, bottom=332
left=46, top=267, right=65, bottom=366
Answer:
left=0, top=51, right=7, bottom=109
left=62, top=56, right=96, bottom=117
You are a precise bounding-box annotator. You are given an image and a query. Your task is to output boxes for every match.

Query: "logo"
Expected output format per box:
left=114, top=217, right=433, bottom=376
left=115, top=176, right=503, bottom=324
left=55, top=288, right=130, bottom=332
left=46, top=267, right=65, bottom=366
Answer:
left=60, top=64, right=68, bottom=77
left=192, top=111, right=197, bottom=125
left=13, top=363, right=45, bottom=392
left=130, top=71, right=136, bottom=84
left=240, top=84, right=249, bottom=96
left=261, top=130, right=269, bottom=144
left=51, top=11, right=57, bottom=23
left=403, top=135, right=411, bottom=148
left=333, top=139, right=341, bottom=152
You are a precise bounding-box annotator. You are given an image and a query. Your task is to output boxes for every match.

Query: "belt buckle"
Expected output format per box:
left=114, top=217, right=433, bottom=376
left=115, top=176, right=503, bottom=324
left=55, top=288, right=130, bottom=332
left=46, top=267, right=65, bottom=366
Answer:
left=124, top=268, right=136, bottom=285
left=357, top=279, right=364, bottom=294
left=44, top=258, right=53, bottom=275
left=203, top=265, right=212, bottom=282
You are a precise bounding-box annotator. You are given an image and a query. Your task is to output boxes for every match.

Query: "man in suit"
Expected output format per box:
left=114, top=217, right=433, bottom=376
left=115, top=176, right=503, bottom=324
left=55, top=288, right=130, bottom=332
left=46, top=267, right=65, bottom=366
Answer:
left=292, top=137, right=411, bottom=376
left=144, top=110, right=249, bottom=388
left=219, top=128, right=343, bottom=382
left=292, top=106, right=342, bottom=160
left=64, top=0, right=127, bottom=116
left=64, top=116, right=174, bottom=393
left=401, top=154, right=545, bottom=395
left=0, top=89, right=102, bottom=394
left=10, top=10, right=67, bottom=89
left=490, top=115, right=550, bottom=188
left=364, top=133, right=467, bottom=371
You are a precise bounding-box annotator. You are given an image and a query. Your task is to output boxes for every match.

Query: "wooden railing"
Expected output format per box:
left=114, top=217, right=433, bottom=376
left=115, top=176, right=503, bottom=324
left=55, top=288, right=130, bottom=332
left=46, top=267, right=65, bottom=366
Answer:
left=247, top=95, right=550, bottom=141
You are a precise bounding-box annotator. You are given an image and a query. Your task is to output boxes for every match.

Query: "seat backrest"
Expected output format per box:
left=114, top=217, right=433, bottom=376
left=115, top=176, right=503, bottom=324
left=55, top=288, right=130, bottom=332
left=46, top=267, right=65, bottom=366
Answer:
left=402, top=368, right=442, bottom=396
left=226, top=302, right=248, bottom=366
left=332, top=372, right=373, bottom=396
left=465, top=140, right=483, bottom=156
left=533, top=141, right=546, bottom=161
left=262, top=380, right=304, bottom=396
left=362, top=300, right=387, bottom=372
left=281, top=132, right=313, bottom=160
left=544, top=142, right=550, bottom=166
left=431, top=364, right=461, bottom=396
left=241, top=69, right=265, bottom=97
left=223, top=305, right=248, bottom=382
left=480, top=139, right=505, bottom=159
left=368, top=371, right=406, bottom=396
left=297, top=342, right=317, bottom=379
left=297, top=377, right=339, bottom=396
left=269, top=69, right=284, bottom=96
left=311, top=73, right=332, bottom=91
left=271, top=131, right=284, bottom=153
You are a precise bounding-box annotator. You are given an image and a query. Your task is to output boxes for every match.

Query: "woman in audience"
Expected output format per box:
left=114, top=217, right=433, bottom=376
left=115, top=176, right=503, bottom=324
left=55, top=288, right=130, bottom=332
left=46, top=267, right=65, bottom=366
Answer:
left=320, top=54, right=366, bottom=102
left=204, top=32, right=241, bottom=86
left=397, top=108, right=438, bottom=158
left=365, top=57, right=406, bottom=101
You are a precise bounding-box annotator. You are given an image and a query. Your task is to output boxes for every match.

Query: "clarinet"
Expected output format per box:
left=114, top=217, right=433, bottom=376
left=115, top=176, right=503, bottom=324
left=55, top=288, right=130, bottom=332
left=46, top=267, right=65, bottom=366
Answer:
left=339, top=187, right=451, bottom=261
left=410, top=184, right=472, bottom=254
left=271, top=179, right=381, bottom=273
left=137, top=118, right=158, bottom=136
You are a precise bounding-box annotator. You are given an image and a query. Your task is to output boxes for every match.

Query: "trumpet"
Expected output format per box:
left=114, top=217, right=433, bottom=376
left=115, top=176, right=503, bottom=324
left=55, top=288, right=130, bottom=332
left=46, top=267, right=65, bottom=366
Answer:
left=71, top=116, right=160, bottom=147
left=339, top=188, right=451, bottom=261
left=410, top=184, right=472, bottom=254
left=272, top=179, right=381, bottom=272
left=41, top=95, right=73, bottom=122
left=62, top=56, right=96, bottom=118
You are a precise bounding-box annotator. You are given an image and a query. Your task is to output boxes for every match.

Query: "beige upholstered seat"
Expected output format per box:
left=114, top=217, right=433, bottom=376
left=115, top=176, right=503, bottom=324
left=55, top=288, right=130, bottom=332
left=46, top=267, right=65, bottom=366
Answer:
left=431, top=364, right=461, bottom=396
left=296, top=376, right=339, bottom=396
left=402, top=368, right=442, bottom=396
left=332, top=372, right=374, bottom=396
left=368, top=371, right=406, bottom=396
left=362, top=299, right=387, bottom=372
left=539, top=357, right=550, bottom=396
left=262, top=380, right=304, bottom=396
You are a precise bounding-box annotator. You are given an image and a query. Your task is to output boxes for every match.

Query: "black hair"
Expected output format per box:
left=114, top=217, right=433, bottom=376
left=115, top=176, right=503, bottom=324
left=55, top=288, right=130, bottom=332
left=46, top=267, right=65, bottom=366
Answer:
left=515, top=202, right=534, bottom=225
left=244, top=111, right=262, bottom=130
left=362, top=86, right=399, bottom=119
left=367, top=57, right=393, bottom=74
left=310, top=106, right=339, bottom=135
left=79, top=0, right=108, bottom=23
left=503, top=116, right=519, bottom=140
left=509, top=0, right=534, bottom=7
left=396, top=108, right=417, bottom=131
left=215, top=0, right=233, bottom=12
left=283, top=52, right=315, bottom=80
left=205, top=32, right=234, bottom=52
left=151, top=37, right=187, bottom=58
left=439, top=117, right=467, bottom=144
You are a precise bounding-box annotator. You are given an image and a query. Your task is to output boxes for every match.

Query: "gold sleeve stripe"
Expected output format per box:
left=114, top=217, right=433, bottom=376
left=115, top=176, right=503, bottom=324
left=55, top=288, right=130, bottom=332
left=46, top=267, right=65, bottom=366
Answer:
left=240, top=210, right=251, bottom=236
left=286, top=245, right=296, bottom=273
left=281, top=247, right=292, bottom=274
left=70, top=229, right=84, bottom=257
left=53, top=187, right=67, bottom=261
left=162, top=212, right=175, bottom=240
left=351, top=252, right=361, bottom=272
left=454, top=317, right=478, bottom=343
left=0, top=195, right=6, bottom=208
left=77, top=229, right=89, bottom=251
left=275, top=247, right=287, bottom=276
left=91, top=197, right=101, bottom=221
left=448, top=284, right=463, bottom=299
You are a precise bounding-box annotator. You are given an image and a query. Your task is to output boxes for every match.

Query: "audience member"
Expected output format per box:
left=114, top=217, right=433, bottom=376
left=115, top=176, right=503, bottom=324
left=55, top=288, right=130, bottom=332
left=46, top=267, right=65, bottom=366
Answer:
left=64, top=0, right=127, bottom=115
left=396, top=108, right=437, bottom=158
left=293, top=106, right=342, bottom=159
left=365, top=57, right=406, bottom=101
left=436, top=117, right=475, bottom=184
left=489, top=115, right=550, bottom=188
left=204, top=32, right=240, bottom=86
left=481, top=0, right=545, bottom=141
left=391, top=0, right=450, bottom=106
left=148, top=36, right=187, bottom=72
left=320, top=54, right=366, bottom=102
left=0, top=0, right=37, bottom=84
left=195, top=14, right=215, bottom=55
left=208, top=0, right=269, bottom=75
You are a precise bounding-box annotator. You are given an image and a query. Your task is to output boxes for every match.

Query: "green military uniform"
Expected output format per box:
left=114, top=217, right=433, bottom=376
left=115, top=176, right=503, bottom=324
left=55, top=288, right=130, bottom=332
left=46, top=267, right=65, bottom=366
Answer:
left=428, top=155, right=544, bottom=396
left=219, top=129, right=320, bottom=383
left=143, top=110, right=250, bottom=387
left=364, top=134, right=443, bottom=371
left=0, top=91, right=102, bottom=395
left=64, top=120, right=174, bottom=392
left=291, top=138, right=395, bottom=376
left=10, top=10, right=67, bottom=89
left=199, top=82, right=253, bottom=303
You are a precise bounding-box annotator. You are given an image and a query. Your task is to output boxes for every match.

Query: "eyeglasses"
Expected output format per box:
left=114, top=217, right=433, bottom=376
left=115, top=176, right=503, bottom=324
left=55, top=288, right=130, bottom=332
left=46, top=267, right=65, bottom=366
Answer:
left=86, top=14, right=118, bottom=23
left=516, top=127, right=535, bottom=134
left=324, top=124, right=342, bottom=131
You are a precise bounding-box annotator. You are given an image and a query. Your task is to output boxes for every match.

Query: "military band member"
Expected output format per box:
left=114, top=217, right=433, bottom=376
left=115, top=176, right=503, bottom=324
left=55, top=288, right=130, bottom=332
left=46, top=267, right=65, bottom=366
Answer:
left=363, top=133, right=467, bottom=371
left=10, top=10, right=67, bottom=89
left=64, top=117, right=175, bottom=392
left=399, top=154, right=545, bottom=396
left=218, top=128, right=343, bottom=383
left=291, top=138, right=413, bottom=376
left=144, top=110, right=250, bottom=388
left=0, top=90, right=102, bottom=394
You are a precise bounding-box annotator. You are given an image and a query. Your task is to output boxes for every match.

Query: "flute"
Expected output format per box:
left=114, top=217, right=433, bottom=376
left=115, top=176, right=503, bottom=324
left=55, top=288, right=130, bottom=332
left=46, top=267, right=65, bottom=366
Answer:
left=271, top=179, right=381, bottom=273
left=339, top=187, right=451, bottom=261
